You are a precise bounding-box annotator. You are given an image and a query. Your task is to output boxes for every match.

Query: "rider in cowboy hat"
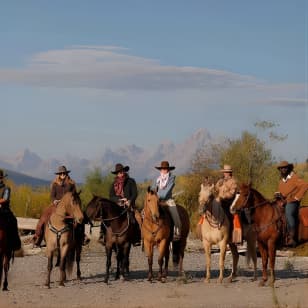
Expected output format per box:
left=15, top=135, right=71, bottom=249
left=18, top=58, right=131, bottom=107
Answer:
left=0, top=169, right=22, bottom=251
left=98, top=163, right=141, bottom=246
left=276, top=160, right=308, bottom=247
left=33, top=165, right=90, bottom=246
left=151, top=161, right=182, bottom=240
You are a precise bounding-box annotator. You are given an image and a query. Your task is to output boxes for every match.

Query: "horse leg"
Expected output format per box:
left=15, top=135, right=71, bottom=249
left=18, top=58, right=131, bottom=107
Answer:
left=203, top=240, right=211, bottom=283
left=45, top=252, right=53, bottom=288
left=217, top=240, right=227, bottom=283
left=115, top=247, right=123, bottom=280
left=246, top=231, right=258, bottom=281
left=122, top=243, right=130, bottom=280
left=258, top=241, right=268, bottom=286
left=104, top=246, right=112, bottom=283
left=76, top=245, right=82, bottom=280
left=268, top=240, right=277, bottom=286
left=2, top=256, right=9, bottom=291
left=159, top=240, right=169, bottom=282
left=227, top=243, right=239, bottom=283
left=59, top=254, right=67, bottom=287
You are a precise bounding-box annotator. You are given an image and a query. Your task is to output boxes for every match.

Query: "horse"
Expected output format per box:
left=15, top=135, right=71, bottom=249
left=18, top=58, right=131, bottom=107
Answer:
left=85, top=196, right=135, bottom=283
left=44, top=191, right=84, bottom=288
left=198, top=182, right=257, bottom=283
left=230, top=183, right=308, bottom=286
left=142, top=188, right=171, bottom=282
left=0, top=215, right=13, bottom=291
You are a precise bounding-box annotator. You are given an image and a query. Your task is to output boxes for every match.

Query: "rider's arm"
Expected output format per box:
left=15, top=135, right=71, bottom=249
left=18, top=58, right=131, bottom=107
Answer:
left=0, top=187, right=10, bottom=204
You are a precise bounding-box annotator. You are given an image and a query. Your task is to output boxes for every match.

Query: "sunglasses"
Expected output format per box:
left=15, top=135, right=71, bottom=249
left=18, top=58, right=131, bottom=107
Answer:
left=59, top=172, right=67, bottom=176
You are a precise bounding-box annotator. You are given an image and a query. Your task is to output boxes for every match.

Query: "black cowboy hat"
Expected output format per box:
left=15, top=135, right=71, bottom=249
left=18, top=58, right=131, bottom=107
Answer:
left=277, top=160, right=294, bottom=170
left=0, top=169, right=8, bottom=179
left=155, top=161, right=175, bottom=171
left=111, top=163, right=130, bottom=174
left=55, top=165, right=71, bottom=175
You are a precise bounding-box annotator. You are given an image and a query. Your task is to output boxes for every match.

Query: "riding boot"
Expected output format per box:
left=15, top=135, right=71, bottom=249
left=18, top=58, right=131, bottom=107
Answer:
left=32, top=225, right=44, bottom=247
left=286, top=229, right=297, bottom=247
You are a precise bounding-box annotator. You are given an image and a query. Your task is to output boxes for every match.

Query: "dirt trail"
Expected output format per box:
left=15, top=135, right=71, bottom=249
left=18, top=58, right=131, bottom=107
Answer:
left=1, top=237, right=307, bottom=308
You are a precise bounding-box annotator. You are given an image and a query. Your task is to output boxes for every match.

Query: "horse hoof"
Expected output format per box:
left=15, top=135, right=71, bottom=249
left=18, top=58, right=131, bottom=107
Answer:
left=161, top=277, right=166, bottom=283
left=258, top=280, right=265, bottom=287
left=217, top=279, right=223, bottom=284
left=204, top=278, right=210, bottom=283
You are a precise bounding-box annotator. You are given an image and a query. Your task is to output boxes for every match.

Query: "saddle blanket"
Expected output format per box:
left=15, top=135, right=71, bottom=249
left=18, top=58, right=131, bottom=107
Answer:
left=299, top=207, right=308, bottom=227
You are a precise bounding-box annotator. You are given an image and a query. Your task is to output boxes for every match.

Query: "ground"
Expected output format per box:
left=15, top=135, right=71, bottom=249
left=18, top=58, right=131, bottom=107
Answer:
left=0, top=236, right=307, bottom=308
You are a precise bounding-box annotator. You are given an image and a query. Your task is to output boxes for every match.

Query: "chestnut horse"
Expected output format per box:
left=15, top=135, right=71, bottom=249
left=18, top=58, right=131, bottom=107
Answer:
left=142, top=188, right=171, bottom=282
left=0, top=215, right=13, bottom=291
left=230, top=183, right=308, bottom=286
left=142, top=187, right=190, bottom=282
left=85, top=196, right=135, bottom=283
left=199, top=183, right=257, bottom=283
left=44, top=191, right=84, bottom=288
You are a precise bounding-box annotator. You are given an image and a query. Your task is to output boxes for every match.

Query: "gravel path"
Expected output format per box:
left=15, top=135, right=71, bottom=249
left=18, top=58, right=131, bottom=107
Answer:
left=1, top=237, right=307, bottom=308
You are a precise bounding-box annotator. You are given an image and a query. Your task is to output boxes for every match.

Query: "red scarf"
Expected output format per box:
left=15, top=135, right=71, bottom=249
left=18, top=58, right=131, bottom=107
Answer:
left=113, top=174, right=127, bottom=197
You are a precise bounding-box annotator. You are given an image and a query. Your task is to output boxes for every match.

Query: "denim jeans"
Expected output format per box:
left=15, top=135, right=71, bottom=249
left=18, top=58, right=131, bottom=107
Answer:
left=285, top=201, right=300, bottom=230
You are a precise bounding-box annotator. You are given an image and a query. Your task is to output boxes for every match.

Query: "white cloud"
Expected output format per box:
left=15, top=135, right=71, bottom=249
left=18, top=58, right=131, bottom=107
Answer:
left=0, top=45, right=258, bottom=90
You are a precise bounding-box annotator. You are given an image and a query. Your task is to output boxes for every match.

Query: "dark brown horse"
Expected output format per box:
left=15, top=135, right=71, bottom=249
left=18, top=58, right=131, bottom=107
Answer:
left=85, top=196, right=135, bottom=283
left=231, top=183, right=308, bottom=286
left=0, top=215, right=13, bottom=291
left=141, top=188, right=190, bottom=282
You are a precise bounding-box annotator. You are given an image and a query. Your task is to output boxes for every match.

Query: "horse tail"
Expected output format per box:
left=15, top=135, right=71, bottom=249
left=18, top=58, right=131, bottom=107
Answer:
left=66, top=246, right=75, bottom=277
left=172, top=240, right=181, bottom=265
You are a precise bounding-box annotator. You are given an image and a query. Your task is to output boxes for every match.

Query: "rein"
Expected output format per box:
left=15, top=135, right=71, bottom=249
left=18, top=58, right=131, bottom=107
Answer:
left=142, top=201, right=164, bottom=238
left=102, top=209, right=130, bottom=237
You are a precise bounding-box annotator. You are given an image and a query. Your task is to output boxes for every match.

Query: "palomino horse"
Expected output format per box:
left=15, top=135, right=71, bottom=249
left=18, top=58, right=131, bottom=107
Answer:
left=44, top=191, right=84, bottom=288
left=0, top=215, right=12, bottom=291
left=230, top=183, right=308, bottom=286
left=142, top=188, right=171, bottom=282
left=198, top=182, right=257, bottom=283
left=85, top=196, right=135, bottom=283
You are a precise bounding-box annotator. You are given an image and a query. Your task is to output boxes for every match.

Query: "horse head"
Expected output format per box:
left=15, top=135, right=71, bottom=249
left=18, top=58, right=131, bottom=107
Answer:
left=145, top=186, right=160, bottom=223
left=230, top=183, right=252, bottom=214
left=85, top=195, right=103, bottom=221
left=198, top=183, right=215, bottom=214
left=61, top=190, right=84, bottom=224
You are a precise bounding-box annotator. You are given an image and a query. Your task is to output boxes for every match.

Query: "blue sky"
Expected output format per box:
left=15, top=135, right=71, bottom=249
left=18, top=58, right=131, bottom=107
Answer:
left=1, top=1, right=307, bottom=163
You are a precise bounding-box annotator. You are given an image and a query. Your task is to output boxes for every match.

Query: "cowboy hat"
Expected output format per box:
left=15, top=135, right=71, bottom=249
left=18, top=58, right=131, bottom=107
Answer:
left=155, top=161, right=175, bottom=171
left=0, top=169, right=8, bottom=179
left=111, top=163, right=129, bottom=174
left=55, top=165, right=71, bottom=175
left=277, top=160, right=294, bottom=170
left=220, top=164, right=233, bottom=173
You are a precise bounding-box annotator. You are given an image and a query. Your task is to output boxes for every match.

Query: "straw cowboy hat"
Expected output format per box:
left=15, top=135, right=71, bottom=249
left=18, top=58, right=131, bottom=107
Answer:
left=55, top=165, right=71, bottom=175
left=155, top=161, right=175, bottom=171
left=277, top=160, right=294, bottom=170
left=111, top=163, right=130, bottom=174
left=220, top=164, right=233, bottom=173
left=0, top=169, right=8, bottom=179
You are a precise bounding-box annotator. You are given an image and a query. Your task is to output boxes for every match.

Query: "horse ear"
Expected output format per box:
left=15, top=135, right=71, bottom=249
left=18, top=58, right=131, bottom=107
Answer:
left=77, top=190, right=82, bottom=195
left=147, top=186, right=151, bottom=193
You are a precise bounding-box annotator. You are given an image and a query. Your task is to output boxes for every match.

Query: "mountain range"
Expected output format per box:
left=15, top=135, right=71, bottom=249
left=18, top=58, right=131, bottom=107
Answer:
left=0, top=128, right=212, bottom=184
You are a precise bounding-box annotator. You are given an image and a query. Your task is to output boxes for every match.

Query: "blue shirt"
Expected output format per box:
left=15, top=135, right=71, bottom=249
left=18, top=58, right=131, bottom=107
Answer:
left=151, top=173, right=175, bottom=201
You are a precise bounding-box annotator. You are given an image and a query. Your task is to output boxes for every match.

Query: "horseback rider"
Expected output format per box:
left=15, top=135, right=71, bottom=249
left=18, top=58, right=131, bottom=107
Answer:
left=98, top=163, right=141, bottom=246
left=276, top=160, right=308, bottom=247
left=33, top=165, right=90, bottom=247
left=151, top=161, right=182, bottom=240
left=0, top=169, right=21, bottom=251
left=215, top=164, right=240, bottom=242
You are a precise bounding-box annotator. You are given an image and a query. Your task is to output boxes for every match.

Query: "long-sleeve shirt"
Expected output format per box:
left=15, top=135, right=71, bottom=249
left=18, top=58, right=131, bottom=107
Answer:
left=278, top=172, right=308, bottom=203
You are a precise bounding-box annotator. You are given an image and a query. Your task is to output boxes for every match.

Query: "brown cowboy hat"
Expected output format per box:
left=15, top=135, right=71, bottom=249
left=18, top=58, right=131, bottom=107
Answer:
left=111, top=163, right=130, bottom=174
left=277, top=160, right=294, bottom=170
left=220, top=164, right=233, bottom=173
left=55, top=165, right=71, bottom=175
left=0, top=169, right=8, bottom=179
left=155, top=161, right=175, bottom=171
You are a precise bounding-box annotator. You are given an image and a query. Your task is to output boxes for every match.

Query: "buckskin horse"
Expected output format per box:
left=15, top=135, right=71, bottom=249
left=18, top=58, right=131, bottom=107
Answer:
left=230, top=183, right=308, bottom=286
left=44, top=191, right=84, bottom=288
left=198, top=182, right=257, bottom=283
left=85, top=196, right=135, bottom=283
left=142, top=187, right=190, bottom=282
